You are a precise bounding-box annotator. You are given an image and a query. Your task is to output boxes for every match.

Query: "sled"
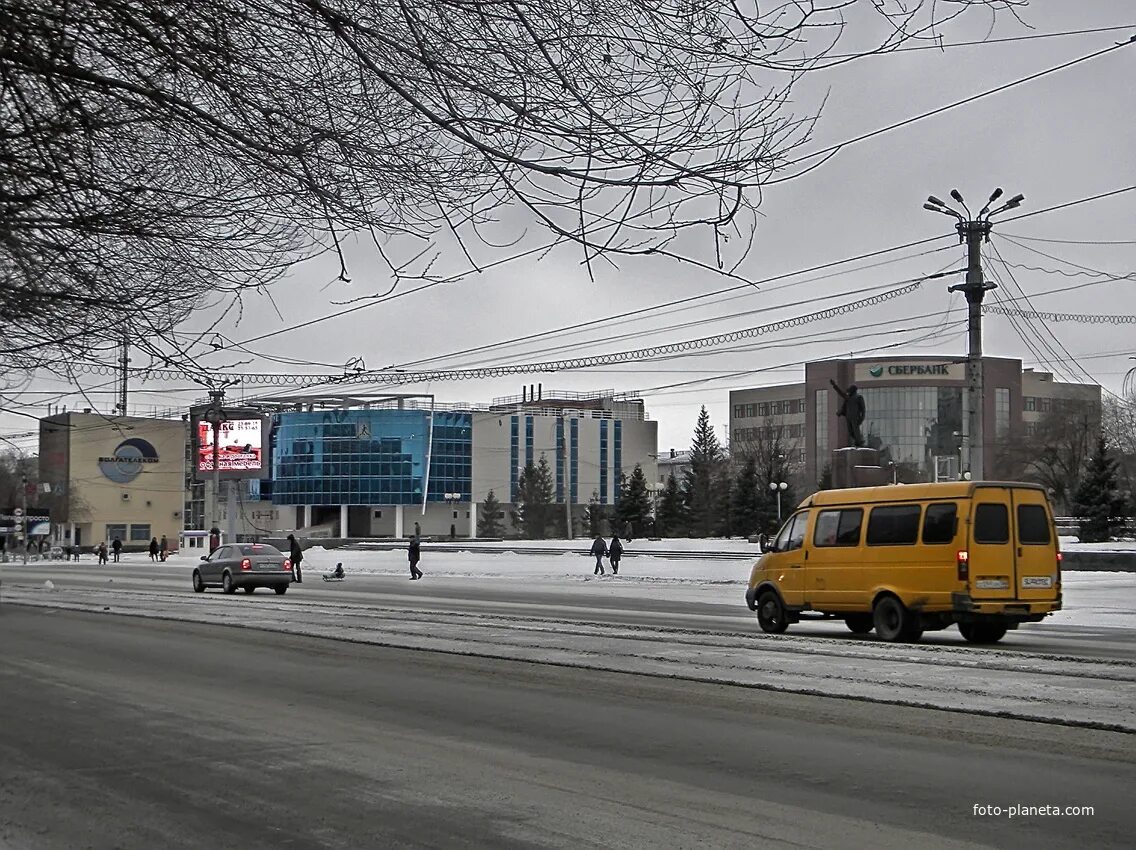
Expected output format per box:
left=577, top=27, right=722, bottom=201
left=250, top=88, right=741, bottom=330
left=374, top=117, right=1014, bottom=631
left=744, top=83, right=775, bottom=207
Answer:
left=322, top=573, right=346, bottom=582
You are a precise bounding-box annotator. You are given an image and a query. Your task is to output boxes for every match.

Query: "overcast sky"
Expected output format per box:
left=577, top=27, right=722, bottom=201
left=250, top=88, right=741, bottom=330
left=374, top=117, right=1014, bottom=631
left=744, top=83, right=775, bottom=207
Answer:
left=3, top=0, right=1134, bottom=458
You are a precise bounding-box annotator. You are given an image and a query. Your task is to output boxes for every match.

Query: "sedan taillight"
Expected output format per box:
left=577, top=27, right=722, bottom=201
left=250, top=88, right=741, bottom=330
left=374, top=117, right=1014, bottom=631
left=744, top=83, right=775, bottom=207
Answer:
left=283, top=558, right=292, bottom=571
left=240, top=558, right=252, bottom=571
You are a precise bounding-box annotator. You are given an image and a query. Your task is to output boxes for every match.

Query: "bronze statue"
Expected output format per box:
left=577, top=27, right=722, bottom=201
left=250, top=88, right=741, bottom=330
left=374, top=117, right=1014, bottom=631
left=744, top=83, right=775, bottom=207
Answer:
left=830, top=379, right=866, bottom=448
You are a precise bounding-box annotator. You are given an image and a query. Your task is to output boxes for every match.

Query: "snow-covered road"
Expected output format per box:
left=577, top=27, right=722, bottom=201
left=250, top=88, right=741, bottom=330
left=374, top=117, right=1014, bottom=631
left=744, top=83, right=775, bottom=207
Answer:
left=3, top=546, right=1134, bottom=733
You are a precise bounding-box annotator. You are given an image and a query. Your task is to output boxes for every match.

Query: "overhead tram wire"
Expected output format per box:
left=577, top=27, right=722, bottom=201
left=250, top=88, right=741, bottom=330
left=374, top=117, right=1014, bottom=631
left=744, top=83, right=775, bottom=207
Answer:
left=769, top=37, right=1136, bottom=179
left=216, top=233, right=957, bottom=364
left=988, top=241, right=1103, bottom=387
left=385, top=244, right=958, bottom=372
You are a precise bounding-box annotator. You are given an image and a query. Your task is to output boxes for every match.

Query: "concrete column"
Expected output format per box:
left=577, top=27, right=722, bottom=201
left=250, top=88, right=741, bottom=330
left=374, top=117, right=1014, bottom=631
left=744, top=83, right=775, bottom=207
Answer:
left=339, top=503, right=349, bottom=538
left=395, top=504, right=404, bottom=538
left=468, top=501, right=477, bottom=539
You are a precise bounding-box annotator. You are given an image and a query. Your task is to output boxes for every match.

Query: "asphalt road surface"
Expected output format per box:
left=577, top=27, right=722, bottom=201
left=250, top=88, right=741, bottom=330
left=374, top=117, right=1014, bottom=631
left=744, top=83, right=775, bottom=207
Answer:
left=3, top=562, right=1132, bottom=661
left=1, top=607, right=1133, bottom=849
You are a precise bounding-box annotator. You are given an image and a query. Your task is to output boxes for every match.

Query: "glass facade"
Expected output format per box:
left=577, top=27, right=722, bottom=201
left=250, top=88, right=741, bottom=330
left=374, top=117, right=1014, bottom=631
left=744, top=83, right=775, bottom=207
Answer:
left=995, top=387, right=1010, bottom=438
left=860, top=386, right=962, bottom=478
left=510, top=416, right=519, bottom=501
left=525, top=415, right=534, bottom=468
left=815, top=389, right=829, bottom=460
left=599, top=420, right=609, bottom=504
left=613, top=420, right=622, bottom=503
left=272, top=410, right=471, bottom=506
left=569, top=419, right=579, bottom=503
left=555, top=418, right=564, bottom=503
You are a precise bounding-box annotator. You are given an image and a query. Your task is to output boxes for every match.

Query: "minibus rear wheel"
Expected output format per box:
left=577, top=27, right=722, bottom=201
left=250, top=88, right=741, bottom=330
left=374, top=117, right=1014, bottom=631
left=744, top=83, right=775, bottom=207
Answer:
left=756, top=591, right=789, bottom=634
left=959, top=621, right=1008, bottom=644
left=844, top=615, right=874, bottom=635
left=873, top=595, right=921, bottom=642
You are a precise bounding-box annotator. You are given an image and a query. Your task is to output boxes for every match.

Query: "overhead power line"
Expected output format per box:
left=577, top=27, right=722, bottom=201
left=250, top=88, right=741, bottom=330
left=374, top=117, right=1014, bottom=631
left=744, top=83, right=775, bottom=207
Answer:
left=984, top=306, right=1136, bottom=325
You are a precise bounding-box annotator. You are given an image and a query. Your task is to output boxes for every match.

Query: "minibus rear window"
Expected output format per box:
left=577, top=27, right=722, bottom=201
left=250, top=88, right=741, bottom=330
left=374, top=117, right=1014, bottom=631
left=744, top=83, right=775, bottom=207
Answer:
left=974, top=503, right=1010, bottom=544
left=866, top=505, right=922, bottom=546
left=922, top=503, right=958, bottom=544
left=1017, top=504, right=1052, bottom=545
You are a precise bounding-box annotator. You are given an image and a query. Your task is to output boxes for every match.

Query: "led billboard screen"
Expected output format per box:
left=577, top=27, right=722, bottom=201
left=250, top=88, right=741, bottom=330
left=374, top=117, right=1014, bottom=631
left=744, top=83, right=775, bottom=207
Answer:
left=197, top=418, right=264, bottom=473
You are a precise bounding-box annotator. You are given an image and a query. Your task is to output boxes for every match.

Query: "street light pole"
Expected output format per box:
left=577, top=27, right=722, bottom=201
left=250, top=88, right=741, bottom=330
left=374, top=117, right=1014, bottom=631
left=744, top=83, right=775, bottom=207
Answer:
left=204, top=389, right=226, bottom=541
left=769, top=480, right=788, bottom=522
left=924, top=188, right=1024, bottom=481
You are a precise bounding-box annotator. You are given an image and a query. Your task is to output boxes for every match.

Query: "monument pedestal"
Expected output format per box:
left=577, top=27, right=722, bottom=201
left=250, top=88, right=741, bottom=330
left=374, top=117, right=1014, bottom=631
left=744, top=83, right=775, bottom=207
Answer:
left=831, top=447, right=888, bottom=489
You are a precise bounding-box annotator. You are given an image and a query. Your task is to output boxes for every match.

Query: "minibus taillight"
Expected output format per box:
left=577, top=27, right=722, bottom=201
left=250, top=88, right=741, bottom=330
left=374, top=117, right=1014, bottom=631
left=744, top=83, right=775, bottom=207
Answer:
left=957, top=550, right=969, bottom=581
left=1056, top=551, right=1063, bottom=572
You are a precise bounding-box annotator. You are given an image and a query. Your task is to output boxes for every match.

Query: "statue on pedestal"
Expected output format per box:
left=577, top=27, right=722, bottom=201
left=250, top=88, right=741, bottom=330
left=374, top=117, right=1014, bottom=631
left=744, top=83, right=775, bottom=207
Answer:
left=830, top=379, right=866, bottom=448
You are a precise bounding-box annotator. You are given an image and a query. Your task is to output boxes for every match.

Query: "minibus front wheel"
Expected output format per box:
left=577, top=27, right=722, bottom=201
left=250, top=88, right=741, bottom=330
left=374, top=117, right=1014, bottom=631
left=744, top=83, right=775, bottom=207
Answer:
left=873, top=594, right=923, bottom=643
left=756, top=591, right=790, bottom=634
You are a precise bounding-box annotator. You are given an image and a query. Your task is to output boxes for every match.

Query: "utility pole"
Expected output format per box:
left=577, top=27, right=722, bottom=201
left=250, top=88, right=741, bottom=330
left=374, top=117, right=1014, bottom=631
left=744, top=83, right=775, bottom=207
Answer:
left=203, top=389, right=226, bottom=538
left=20, top=474, right=28, bottom=566
left=117, top=333, right=129, bottom=415
left=924, top=188, right=1024, bottom=481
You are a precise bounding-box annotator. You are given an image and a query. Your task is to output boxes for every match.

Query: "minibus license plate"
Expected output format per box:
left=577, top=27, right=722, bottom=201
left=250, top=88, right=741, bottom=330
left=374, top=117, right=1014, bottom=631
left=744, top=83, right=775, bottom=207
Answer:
left=1021, top=576, right=1053, bottom=589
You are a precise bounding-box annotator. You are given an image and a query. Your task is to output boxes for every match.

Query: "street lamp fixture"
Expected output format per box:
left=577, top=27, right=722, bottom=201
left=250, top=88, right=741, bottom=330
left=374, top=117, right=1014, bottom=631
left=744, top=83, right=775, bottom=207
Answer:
left=769, top=480, right=788, bottom=522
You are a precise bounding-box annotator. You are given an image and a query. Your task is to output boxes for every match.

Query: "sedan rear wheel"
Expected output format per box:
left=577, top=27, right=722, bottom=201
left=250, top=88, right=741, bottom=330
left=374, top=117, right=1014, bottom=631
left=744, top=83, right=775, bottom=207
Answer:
left=274, top=585, right=288, bottom=595
left=192, top=570, right=204, bottom=593
left=222, top=572, right=236, bottom=595
left=243, top=586, right=256, bottom=594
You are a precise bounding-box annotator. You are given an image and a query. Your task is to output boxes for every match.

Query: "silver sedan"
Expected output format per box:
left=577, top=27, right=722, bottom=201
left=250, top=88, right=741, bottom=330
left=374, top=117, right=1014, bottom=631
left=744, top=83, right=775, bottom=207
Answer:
left=192, top=543, right=293, bottom=595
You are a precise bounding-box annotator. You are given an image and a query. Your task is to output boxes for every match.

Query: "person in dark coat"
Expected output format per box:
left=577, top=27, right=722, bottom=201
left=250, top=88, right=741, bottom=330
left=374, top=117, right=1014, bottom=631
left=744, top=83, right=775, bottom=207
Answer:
left=608, top=535, right=624, bottom=575
left=159, top=535, right=169, bottom=561
left=97, top=542, right=108, bottom=565
left=111, top=537, right=122, bottom=563
left=148, top=537, right=159, bottom=562
left=408, top=528, right=423, bottom=580
left=590, top=536, right=607, bottom=576
left=287, top=533, right=303, bottom=583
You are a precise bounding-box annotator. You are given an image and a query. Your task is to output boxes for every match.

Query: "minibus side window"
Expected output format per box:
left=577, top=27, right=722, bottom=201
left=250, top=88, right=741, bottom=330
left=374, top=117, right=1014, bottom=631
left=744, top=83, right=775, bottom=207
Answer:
left=974, top=503, right=1010, bottom=544
left=1017, top=504, right=1051, bottom=545
left=922, top=503, right=958, bottom=544
left=813, top=509, right=863, bottom=547
left=866, top=505, right=921, bottom=546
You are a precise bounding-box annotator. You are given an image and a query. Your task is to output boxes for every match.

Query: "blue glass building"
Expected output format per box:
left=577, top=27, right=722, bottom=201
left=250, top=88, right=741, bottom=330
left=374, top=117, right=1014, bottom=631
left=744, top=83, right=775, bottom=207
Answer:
left=272, top=409, right=471, bottom=506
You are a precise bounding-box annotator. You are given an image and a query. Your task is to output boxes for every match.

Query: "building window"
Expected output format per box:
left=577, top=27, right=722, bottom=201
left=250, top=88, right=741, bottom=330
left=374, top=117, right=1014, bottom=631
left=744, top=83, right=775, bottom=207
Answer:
left=555, top=418, right=565, bottom=503
left=1023, top=396, right=1036, bottom=412
left=1037, top=397, right=1051, bottom=412
left=569, top=419, right=579, bottom=503
left=995, top=387, right=1010, bottom=438
left=734, top=404, right=745, bottom=419
left=129, top=524, right=151, bottom=542
left=510, top=416, right=519, bottom=502
left=757, top=402, right=769, bottom=417
left=373, top=510, right=382, bottom=519
left=614, top=420, right=622, bottom=502
left=525, top=415, right=534, bottom=468
left=106, top=523, right=127, bottom=544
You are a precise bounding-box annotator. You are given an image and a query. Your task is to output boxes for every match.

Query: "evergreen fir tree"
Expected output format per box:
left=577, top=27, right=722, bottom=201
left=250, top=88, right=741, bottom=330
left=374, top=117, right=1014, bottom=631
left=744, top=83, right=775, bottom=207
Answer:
left=684, top=406, right=724, bottom=537
left=616, top=464, right=654, bottom=537
left=512, top=454, right=556, bottom=538
left=477, top=489, right=504, bottom=537
left=731, top=456, right=761, bottom=536
left=612, top=471, right=631, bottom=532
left=655, top=474, right=686, bottom=537
left=1073, top=436, right=1124, bottom=543
left=584, top=489, right=607, bottom=537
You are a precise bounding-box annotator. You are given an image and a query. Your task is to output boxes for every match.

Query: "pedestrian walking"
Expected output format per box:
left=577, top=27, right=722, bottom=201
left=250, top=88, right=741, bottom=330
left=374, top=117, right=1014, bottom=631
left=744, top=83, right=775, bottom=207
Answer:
left=159, top=534, right=169, bottom=562
left=148, top=537, right=159, bottom=562
left=590, top=535, right=607, bottom=576
left=111, top=537, right=122, bottom=563
left=97, top=542, right=108, bottom=565
left=408, top=526, right=423, bottom=580
left=608, top=535, right=624, bottom=575
left=287, top=533, right=304, bottom=583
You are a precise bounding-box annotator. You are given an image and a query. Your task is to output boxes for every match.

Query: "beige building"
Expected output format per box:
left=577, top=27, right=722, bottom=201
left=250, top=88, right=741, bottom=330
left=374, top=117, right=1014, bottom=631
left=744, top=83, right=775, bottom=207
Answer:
left=39, top=413, right=187, bottom=551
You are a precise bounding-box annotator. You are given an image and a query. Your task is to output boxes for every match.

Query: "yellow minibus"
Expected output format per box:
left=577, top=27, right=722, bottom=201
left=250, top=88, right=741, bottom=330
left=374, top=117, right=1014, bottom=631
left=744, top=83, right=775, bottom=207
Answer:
left=744, top=481, right=1062, bottom=643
